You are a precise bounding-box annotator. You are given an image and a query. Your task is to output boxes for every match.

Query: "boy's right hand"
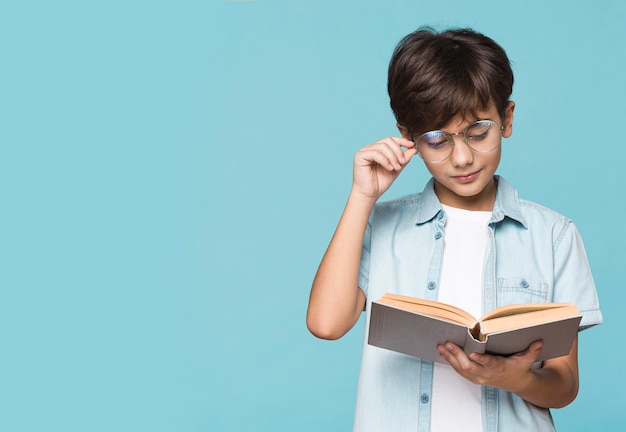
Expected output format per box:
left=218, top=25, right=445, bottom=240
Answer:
left=352, top=137, right=417, bottom=203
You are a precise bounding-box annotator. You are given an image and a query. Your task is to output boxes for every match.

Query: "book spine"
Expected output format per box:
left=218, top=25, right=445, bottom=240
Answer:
left=463, top=328, right=486, bottom=357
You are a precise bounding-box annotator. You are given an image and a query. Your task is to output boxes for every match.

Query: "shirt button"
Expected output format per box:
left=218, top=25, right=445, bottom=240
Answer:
left=420, top=394, right=430, bottom=404
left=520, top=279, right=529, bottom=288
left=434, top=231, right=443, bottom=240
left=438, top=211, right=444, bottom=220
left=428, top=281, right=436, bottom=290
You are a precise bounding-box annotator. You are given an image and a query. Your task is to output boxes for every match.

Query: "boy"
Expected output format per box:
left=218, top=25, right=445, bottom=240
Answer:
left=306, top=28, right=602, bottom=431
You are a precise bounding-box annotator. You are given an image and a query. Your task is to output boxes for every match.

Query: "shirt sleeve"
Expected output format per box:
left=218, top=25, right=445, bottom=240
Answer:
left=552, top=220, right=603, bottom=330
left=358, top=218, right=372, bottom=298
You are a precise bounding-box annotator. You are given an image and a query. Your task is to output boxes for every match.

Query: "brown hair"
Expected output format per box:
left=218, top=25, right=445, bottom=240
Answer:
left=388, top=27, right=513, bottom=136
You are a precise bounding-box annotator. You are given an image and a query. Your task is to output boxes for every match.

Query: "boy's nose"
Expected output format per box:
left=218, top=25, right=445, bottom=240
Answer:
left=449, top=137, right=474, bottom=167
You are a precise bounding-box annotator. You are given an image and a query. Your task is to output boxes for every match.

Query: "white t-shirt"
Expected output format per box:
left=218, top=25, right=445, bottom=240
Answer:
left=431, top=204, right=492, bottom=432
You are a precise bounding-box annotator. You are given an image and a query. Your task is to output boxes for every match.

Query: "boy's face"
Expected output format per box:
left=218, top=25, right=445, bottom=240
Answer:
left=400, top=101, right=515, bottom=211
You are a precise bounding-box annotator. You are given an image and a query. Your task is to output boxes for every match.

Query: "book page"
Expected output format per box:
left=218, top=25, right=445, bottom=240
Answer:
left=480, top=305, right=580, bottom=335
left=480, top=302, right=578, bottom=322
left=379, top=293, right=476, bottom=326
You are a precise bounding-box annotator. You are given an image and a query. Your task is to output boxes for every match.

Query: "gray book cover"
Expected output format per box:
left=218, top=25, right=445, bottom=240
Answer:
left=368, top=301, right=581, bottom=363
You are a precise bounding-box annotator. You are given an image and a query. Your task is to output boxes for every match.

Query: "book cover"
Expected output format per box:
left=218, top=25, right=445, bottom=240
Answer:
left=368, top=297, right=581, bottom=363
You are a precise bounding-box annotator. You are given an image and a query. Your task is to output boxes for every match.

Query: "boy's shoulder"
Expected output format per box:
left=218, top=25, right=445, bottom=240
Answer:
left=372, top=178, right=441, bottom=226
left=377, top=192, right=424, bottom=207
left=495, top=177, right=573, bottom=227
left=371, top=192, right=426, bottom=223
left=516, top=196, right=571, bottom=221
left=510, top=196, right=579, bottom=248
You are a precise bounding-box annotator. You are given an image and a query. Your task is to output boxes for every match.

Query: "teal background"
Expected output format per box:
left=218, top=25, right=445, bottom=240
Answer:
left=1, top=0, right=624, bottom=430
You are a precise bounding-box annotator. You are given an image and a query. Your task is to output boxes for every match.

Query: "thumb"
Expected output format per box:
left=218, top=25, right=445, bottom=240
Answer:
left=522, top=340, right=544, bottom=362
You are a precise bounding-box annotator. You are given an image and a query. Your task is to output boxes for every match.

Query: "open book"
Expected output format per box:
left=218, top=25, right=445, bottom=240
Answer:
left=368, top=293, right=581, bottom=363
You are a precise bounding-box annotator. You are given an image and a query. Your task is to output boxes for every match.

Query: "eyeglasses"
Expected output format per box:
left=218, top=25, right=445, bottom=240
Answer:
left=410, top=120, right=504, bottom=164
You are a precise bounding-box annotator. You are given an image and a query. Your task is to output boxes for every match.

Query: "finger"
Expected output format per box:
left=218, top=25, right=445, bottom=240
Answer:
left=438, top=343, right=471, bottom=370
left=446, top=342, right=477, bottom=369
left=362, top=141, right=407, bottom=171
left=523, top=340, right=544, bottom=362
left=402, top=147, right=418, bottom=162
left=437, top=344, right=456, bottom=365
left=356, top=137, right=416, bottom=172
left=375, top=141, right=405, bottom=170
left=370, top=138, right=413, bottom=169
left=468, top=352, right=493, bottom=366
left=509, top=340, right=543, bottom=360
left=529, top=340, right=544, bottom=351
left=363, top=136, right=415, bottom=155
left=357, top=147, right=401, bottom=172
left=392, top=136, right=416, bottom=149
left=385, top=136, right=418, bottom=163
left=395, top=138, right=418, bottom=165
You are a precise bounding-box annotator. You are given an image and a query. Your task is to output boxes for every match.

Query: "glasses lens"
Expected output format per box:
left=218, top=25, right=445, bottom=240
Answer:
left=417, top=131, right=452, bottom=162
left=415, top=120, right=502, bottom=163
left=465, top=121, right=500, bottom=152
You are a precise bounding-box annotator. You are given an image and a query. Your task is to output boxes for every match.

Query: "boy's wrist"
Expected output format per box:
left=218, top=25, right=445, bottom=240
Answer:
left=348, top=189, right=379, bottom=208
left=508, top=368, right=537, bottom=397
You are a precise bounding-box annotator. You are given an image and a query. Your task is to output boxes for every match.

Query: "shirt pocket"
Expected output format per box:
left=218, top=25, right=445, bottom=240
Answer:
left=497, top=277, right=550, bottom=305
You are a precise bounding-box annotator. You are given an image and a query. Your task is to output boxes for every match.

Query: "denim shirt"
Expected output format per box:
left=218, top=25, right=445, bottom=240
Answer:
left=354, top=176, right=602, bottom=432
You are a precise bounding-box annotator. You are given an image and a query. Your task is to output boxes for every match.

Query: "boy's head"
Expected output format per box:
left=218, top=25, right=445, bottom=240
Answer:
left=388, top=27, right=513, bottom=136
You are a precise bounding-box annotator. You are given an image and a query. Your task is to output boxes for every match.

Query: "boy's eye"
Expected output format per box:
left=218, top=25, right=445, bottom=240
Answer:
left=468, top=132, right=488, bottom=141
left=466, top=122, right=492, bottom=141
left=422, top=132, right=450, bottom=150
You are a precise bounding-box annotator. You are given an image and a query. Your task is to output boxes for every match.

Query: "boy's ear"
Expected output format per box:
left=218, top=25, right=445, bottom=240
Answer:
left=397, top=123, right=411, bottom=140
left=502, top=101, right=515, bottom=138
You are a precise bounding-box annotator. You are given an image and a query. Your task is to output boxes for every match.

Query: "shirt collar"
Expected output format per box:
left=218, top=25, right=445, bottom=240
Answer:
left=414, top=178, right=443, bottom=225
left=491, top=176, right=527, bottom=228
left=414, top=175, right=527, bottom=228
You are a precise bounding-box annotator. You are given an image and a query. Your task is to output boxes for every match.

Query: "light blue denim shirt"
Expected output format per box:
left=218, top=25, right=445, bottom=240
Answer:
left=355, top=176, right=602, bottom=432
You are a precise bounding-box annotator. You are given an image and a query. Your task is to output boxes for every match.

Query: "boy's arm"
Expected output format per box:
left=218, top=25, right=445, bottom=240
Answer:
left=437, top=336, right=579, bottom=408
left=306, top=194, right=372, bottom=340
left=306, top=136, right=416, bottom=340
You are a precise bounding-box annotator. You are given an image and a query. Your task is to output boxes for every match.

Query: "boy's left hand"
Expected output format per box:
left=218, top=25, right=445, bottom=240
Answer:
left=437, top=340, right=543, bottom=394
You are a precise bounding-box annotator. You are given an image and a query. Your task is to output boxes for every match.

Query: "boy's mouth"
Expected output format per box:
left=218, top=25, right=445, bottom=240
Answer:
left=452, top=170, right=481, bottom=183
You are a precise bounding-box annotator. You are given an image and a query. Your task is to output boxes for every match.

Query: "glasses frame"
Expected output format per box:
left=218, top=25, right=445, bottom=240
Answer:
left=410, top=120, right=505, bottom=164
